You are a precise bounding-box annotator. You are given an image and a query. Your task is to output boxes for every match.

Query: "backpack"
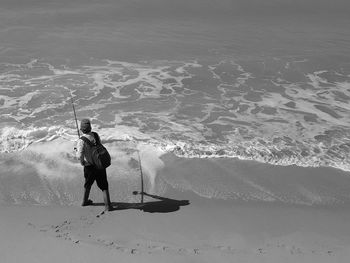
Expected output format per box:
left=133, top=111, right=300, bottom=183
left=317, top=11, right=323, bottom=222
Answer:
left=80, top=132, right=111, bottom=169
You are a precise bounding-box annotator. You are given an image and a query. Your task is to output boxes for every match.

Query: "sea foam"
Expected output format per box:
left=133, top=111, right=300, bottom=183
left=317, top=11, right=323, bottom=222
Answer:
left=1, top=57, right=350, bottom=206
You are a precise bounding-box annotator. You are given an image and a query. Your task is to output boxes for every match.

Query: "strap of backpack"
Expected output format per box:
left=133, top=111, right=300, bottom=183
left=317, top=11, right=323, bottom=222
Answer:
left=92, top=132, right=101, bottom=145
left=80, top=136, right=94, bottom=147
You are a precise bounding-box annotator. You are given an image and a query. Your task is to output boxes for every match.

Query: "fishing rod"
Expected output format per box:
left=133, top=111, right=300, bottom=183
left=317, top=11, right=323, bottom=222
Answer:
left=70, top=90, right=80, bottom=139
left=136, top=150, right=144, bottom=204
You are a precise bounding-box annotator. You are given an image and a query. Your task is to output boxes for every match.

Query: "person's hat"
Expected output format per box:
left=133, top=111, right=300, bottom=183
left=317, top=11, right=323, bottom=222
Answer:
left=80, top=119, right=91, bottom=133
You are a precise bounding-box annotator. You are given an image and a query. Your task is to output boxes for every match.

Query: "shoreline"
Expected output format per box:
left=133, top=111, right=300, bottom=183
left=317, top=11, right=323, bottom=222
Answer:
left=158, top=153, right=350, bottom=206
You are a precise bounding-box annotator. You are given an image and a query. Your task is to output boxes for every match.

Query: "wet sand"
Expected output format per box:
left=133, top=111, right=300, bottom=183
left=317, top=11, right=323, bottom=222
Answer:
left=1, top=185, right=350, bottom=263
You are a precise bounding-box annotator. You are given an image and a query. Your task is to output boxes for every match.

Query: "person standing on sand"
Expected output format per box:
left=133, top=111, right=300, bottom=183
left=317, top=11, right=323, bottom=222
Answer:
left=76, top=119, right=113, bottom=212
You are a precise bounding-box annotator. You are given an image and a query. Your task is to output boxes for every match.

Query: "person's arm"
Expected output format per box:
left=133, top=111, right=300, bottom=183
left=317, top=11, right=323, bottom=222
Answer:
left=76, top=139, right=86, bottom=166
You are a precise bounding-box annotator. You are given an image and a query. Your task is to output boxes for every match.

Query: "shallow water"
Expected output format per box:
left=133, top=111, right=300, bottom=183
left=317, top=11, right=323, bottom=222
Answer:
left=1, top=0, right=350, bottom=204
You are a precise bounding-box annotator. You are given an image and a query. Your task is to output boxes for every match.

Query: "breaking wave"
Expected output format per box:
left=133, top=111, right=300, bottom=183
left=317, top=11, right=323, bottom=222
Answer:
left=158, top=136, right=350, bottom=172
left=1, top=124, right=350, bottom=173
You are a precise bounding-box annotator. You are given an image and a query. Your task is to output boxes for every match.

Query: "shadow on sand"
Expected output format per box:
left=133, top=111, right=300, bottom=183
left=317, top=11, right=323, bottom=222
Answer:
left=91, top=192, right=190, bottom=213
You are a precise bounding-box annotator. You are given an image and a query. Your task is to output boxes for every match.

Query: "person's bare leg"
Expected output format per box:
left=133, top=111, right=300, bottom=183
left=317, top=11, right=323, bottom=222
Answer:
left=103, top=189, right=112, bottom=211
left=82, top=186, right=93, bottom=206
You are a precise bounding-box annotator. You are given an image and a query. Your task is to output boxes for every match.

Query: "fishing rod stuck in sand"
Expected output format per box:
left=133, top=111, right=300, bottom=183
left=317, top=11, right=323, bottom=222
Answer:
left=136, top=150, right=144, bottom=204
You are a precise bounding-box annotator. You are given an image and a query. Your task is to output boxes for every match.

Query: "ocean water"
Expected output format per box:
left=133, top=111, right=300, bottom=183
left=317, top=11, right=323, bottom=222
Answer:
left=1, top=0, right=350, bottom=205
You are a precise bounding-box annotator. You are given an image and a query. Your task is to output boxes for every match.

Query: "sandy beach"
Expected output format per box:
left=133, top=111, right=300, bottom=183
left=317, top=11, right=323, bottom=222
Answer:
left=2, top=198, right=350, bottom=263
left=2, top=160, right=350, bottom=263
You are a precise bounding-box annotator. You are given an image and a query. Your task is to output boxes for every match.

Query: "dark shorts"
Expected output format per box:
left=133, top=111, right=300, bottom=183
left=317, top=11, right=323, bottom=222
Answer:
left=84, top=165, right=109, bottom=191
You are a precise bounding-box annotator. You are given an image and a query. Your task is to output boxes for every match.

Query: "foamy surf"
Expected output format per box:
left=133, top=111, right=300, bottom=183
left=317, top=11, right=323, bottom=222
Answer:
left=0, top=124, right=350, bottom=206
left=1, top=56, right=350, bottom=205
left=1, top=58, right=349, bottom=160
left=1, top=123, right=350, bottom=171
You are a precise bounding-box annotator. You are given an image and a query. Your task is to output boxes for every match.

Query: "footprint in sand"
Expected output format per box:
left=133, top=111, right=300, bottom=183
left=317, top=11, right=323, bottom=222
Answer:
left=131, top=248, right=140, bottom=254
left=257, top=248, right=266, bottom=254
left=216, top=245, right=246, bottom=255
left=36, top=220, right=83, bottom=245
left=40, top=218, right=201, bottom=257
left=193, top=248, right=200, bottom=254
left=289, top=245, right=303, bottom=255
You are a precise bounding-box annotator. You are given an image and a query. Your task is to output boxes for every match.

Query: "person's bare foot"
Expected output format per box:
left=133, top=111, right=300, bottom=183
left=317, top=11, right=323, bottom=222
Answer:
left=105, top=205, right=113, bottom=212
left=81, top=199, right=93, bottom=206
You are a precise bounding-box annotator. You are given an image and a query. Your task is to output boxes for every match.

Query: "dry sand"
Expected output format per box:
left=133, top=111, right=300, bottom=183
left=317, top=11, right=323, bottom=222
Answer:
left=1, top=190, right=350, bottom=263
